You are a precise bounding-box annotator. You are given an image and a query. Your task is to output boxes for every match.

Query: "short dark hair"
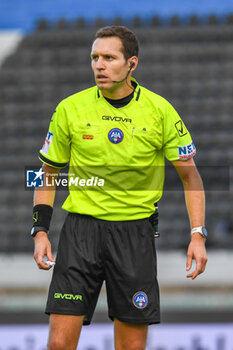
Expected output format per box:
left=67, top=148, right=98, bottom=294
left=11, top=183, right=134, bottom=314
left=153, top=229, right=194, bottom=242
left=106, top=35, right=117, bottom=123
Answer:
left=95, top=25, right=139, bottom=60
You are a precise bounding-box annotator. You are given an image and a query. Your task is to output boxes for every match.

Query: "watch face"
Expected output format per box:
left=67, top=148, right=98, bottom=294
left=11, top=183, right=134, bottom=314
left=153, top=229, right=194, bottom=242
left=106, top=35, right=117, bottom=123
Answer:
left=202, top=227, right=208, bottom=238
left=31, top=227, right=47, bottom=237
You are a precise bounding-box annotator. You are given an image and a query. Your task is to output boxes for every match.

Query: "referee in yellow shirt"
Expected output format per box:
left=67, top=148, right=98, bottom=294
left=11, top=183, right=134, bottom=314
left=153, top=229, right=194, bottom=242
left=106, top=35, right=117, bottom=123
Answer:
left=32, top=25, right=207, bottom=350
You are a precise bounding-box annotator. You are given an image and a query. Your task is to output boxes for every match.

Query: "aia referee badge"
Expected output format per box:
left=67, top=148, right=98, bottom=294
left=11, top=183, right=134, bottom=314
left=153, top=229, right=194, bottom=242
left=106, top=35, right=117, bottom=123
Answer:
left=108, top=128, right=124, bottom=144
left=133, top=291, right=148, bottom=309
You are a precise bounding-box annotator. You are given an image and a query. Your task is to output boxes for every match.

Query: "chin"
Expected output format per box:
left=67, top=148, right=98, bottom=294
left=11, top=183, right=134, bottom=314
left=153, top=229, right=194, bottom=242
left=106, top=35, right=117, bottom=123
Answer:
left=97, top=83, right=113, bottom=91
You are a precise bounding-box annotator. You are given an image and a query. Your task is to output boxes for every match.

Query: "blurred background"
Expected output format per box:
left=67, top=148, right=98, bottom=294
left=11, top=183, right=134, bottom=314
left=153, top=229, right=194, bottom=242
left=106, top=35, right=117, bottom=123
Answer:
left=0, top=0, right=232, bottom=348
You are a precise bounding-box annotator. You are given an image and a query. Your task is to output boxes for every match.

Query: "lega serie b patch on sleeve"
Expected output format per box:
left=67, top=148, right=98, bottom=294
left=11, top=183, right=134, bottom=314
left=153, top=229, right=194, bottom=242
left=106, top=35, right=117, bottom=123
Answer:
left=41, top=131, right=54, bottom=155
left=178, top=141, right=196, bottom=160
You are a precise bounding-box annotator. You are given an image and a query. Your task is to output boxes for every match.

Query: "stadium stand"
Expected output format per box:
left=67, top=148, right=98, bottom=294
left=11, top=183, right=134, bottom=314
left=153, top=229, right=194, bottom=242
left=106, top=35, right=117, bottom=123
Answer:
left=0, top=17, right=232, bottom=254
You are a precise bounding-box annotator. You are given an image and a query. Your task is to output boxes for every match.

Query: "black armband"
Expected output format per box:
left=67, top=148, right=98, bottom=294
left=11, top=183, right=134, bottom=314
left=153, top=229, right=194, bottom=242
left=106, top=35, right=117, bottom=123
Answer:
left=31, top=204, right=53, bottom=237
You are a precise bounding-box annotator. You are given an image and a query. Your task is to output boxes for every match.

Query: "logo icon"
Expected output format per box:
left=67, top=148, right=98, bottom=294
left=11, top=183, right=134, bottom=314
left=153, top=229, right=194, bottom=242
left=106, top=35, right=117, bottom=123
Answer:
left=26, top=168, right=44, bottom=188
left=178, top=141, right=196, bottom=160
left=41, top=131, right=53, bottom=155
left=108, top=128, right=124, bottom=144
left=82, top=134, right=94, bottom=139
left=175, top=120, right=187, bottom=137
left=102, top=115, right=132, bottom=123
left=54, top=293, right=83, bottom=301
left=133, top=291, right=148, bottom=309
left=33, top=211, right=38, bottom=223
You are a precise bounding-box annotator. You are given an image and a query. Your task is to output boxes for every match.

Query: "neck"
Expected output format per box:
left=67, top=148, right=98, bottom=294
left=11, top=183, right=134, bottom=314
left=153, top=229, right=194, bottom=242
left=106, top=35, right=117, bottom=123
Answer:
left=101, top=78, right=134, bottom=100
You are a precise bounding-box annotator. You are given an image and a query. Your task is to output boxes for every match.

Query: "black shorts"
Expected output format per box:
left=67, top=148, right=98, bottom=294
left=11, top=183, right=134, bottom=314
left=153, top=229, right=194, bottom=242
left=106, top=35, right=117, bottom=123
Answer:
left=45, top=213, right=160, bottom=325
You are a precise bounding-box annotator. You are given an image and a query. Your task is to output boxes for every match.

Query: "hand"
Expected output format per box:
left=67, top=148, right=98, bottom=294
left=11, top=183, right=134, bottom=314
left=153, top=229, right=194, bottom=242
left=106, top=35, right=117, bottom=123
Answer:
left=33, top=231, right=55, bottom=270
left=186, top=233, right=207, bottom=280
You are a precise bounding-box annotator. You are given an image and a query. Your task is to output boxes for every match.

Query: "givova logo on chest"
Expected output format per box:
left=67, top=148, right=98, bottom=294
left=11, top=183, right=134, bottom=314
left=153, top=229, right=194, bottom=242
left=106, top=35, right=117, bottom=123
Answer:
left=102, top=115, right=132, bottom=123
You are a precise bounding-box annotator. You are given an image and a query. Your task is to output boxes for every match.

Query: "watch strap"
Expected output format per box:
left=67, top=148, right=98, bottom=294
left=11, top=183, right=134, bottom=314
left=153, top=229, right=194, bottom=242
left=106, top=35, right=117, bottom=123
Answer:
left=31, top=226, right=48, bottom=237
left=191, top=226, right=207, bottom=239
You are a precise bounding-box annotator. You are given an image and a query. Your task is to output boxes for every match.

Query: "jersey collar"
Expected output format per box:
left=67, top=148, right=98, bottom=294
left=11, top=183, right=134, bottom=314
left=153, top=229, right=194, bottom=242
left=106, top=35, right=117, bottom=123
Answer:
left=96, top=77, right=141, bottom=102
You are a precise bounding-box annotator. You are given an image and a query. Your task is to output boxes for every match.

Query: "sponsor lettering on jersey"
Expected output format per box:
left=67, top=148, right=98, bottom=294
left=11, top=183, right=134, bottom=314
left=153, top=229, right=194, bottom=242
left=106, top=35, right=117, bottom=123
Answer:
left=42, top=131, right=53, bottom=155
left=178, top=141, right=196, bottom=159
left=133, top=291, right=148, bottom=309
left=102, top=115, right=132, bottom=123
left=108, top=128, right=124, bottom=144
left=54, top=293, right=83, bottom=301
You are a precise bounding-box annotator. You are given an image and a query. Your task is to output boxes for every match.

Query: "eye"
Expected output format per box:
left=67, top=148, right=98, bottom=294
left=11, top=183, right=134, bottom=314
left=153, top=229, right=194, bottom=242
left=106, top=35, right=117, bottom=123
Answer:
left=105, top=55, right=113, bottom=60
left=91, top=55, right=98, bottom=61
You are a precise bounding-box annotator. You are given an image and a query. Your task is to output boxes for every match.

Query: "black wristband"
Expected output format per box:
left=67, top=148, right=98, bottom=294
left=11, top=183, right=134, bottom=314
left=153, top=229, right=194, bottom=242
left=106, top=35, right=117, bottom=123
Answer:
left=32, top=204, right=53, bottom=231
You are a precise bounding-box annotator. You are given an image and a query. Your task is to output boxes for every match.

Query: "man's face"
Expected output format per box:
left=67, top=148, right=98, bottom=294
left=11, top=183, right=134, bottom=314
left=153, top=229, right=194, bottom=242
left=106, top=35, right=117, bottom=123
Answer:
left=91, top=36, right=129, bottom=91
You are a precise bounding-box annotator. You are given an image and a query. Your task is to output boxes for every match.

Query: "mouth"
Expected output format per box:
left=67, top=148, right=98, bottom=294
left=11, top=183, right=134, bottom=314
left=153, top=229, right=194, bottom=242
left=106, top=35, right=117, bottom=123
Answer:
left=96, top=74, right=108, bottom=82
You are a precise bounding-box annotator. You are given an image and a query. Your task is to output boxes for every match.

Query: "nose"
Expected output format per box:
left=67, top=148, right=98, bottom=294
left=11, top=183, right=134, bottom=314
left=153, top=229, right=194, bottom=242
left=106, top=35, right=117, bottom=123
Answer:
left=95, top=57, right=105, bottom=70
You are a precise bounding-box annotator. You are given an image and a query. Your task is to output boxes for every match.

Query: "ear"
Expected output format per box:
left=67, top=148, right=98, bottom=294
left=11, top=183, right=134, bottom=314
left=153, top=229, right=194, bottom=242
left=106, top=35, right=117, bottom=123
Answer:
left=128, top=56, right=138, bottom=71
left=130, top=61, right=135, bottom=69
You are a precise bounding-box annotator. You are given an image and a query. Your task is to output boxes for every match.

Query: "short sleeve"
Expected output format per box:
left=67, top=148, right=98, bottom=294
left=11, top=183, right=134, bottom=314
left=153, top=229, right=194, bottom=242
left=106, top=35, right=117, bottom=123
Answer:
left=163, top=101, right=196, bottom=161
left=39, top=103, right=71, bottom=168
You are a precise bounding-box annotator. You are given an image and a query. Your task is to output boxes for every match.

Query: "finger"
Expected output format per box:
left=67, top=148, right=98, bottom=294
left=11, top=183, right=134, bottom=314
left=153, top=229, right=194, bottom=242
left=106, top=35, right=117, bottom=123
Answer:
left=202, top=257, right=208, bottom=272
left=37, top=256, right=51, bottom=270
left=186, top=253, right=192, bottom=271
left=46, top=246, right=55, bottom=263
left=186, top=271, right=194, bottom=279
left=38, top=261, right=51, bottom=270
left=190, top=260, right=205, bottom=280
left=34, top=252, right=51, bottom=270
left=187, top=265, right=206, bottom=279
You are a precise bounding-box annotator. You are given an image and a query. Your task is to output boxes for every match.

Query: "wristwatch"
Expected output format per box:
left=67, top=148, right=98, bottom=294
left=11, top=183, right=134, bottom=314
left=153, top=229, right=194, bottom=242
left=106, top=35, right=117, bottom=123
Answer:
left=31, top=226, right=48, bottom=237
left=191, top=226, right=208, bottom=239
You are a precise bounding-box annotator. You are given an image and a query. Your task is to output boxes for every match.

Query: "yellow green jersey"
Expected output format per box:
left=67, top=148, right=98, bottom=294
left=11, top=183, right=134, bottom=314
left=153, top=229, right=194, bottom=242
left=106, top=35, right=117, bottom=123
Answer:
left=39, top=79, right=196, bottom=220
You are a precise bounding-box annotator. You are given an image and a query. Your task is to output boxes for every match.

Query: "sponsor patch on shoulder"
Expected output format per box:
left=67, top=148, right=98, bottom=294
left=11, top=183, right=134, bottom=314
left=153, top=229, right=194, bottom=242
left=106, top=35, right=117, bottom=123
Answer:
left=41, top=131, right=53, bottom=155
left=132, top=291, right=148, bottom=309
left=178, top=141, right=196, bottom=159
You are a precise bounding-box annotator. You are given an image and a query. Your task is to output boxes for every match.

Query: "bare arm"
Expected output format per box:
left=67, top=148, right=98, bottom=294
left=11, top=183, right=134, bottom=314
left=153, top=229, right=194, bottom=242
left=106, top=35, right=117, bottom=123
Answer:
left=33, top=163, right=60, bottom=270
left=172, top=158, right=207, bottom=279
